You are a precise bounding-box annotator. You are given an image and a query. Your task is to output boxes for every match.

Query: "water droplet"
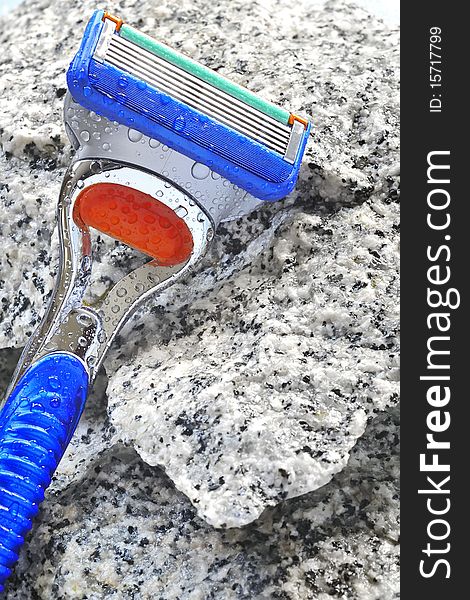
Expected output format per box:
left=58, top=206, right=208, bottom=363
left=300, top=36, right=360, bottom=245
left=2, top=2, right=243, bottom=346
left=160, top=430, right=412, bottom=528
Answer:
left=211, top=171, right=221, bottom=180
left=50, top=396, right=61, bottom=408
left=134, top=283, right=145, bottom=293
left=156, top=190, right=163, bottom=198
left=191, top=162, right=210, bottom=180
left=149, top=138, right=160, bottom=148
left=174, top=115, right=185, bottom=131
left=87, top=356, right=97, bottom=367
left=77, top=312, right=93, bottom=326
left=159, top=217, right=171, bottom=229
left=128, top=129, right=143, bottom=142
left=78, top=336, right=88, bottom=347
left=83, top=86, right=92, bottom=97
left=174, top=206, right=188, bottom=218
left=102, top=142, right=110, bottom=151
left=80, top=130, right=90, bottom=142
left=90, top=111, right=101, bottom=122
left=111, top=305, right=120, bottom=314
left=116, top=287, right=127, bottom=297
left=97, top=331, right=107, bottom=343
left=9, top=501, right=20, bottom=521
left=76, top=180, right=85, bottom=189
left=48, top=375, right=61, bottom=390
left=118, top=76, right=129, bottom=89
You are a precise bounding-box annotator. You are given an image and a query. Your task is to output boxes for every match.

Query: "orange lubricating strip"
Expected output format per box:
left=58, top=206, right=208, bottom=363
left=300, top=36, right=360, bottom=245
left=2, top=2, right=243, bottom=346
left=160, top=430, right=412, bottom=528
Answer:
left=288, top=114, right=309, bottom=127
left=102, top=11, right=124, bottom=32
left=74, top=183, right=194, bottom=266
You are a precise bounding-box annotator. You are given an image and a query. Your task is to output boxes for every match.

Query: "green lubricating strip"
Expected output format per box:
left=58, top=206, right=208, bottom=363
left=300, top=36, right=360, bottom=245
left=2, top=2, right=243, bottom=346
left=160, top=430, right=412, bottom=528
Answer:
left=120, top=25, right=290, bottom=125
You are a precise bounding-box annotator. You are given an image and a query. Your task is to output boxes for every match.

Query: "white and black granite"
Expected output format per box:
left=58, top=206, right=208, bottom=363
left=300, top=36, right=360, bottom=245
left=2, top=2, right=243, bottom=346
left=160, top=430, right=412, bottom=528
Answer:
left=106, top=198, right=400, bottom=528
left=2, top=355, right=398, bottom=599
left=0, top=0, right=399, bottom=597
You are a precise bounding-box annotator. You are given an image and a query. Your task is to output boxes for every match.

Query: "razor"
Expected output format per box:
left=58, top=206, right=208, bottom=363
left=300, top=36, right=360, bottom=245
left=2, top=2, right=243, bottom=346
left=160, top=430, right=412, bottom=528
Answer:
left=0, top=9, right=309, bottom=589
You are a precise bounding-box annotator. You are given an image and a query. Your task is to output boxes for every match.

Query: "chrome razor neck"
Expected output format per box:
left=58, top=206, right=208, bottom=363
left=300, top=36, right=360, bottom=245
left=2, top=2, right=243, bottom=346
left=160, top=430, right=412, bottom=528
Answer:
left=6, top=94, right=261, bottom=399
left=6, top=159, right=213, bottom=396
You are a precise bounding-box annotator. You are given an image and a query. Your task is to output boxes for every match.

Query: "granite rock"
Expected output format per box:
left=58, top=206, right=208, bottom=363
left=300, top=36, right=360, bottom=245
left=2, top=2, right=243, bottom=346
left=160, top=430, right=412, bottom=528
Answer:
left=108, top=198, right=399, bottom=527
left=3, top=388, right=399, bottom=599
left=0, top=0, right=399, bottom=596
left=0, top=0, right=399, bottom=344
left=2, top=0, right=399, bottom=527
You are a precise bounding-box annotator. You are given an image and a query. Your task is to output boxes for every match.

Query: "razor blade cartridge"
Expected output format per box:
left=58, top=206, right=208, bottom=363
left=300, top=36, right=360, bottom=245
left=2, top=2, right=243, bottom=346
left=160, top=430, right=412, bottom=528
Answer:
left=67, top=10, right=310, bottom=201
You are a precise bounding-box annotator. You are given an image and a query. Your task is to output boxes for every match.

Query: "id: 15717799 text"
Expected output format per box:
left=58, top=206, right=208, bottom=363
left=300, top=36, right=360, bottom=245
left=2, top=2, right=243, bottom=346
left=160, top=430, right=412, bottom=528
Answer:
left=429, top=26, right=442, bottom=113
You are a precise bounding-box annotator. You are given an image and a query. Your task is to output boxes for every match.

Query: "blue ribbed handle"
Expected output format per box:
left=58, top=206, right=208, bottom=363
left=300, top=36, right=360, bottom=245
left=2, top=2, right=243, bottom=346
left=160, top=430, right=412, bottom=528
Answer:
left=0, top=352, right=89, bottom=591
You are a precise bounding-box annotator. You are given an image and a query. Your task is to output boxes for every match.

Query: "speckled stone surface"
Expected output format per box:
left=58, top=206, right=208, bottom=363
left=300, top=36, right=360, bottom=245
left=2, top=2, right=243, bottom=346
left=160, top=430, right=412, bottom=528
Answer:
left=107, top=200, right=400, bottom=528
left=1, top=360, right=399, bottom=599
left=0, top=0, right=399, bottom=597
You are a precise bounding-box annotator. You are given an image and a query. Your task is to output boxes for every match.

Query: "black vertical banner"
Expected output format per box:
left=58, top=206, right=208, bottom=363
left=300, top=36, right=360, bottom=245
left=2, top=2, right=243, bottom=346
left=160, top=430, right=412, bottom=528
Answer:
left=401, top=1, right=467, bottom=597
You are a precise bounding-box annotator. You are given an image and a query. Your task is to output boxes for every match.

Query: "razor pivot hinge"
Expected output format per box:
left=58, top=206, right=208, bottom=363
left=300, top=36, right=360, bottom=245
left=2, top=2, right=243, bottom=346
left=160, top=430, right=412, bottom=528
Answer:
left=64, top=94, right=263, bottom=226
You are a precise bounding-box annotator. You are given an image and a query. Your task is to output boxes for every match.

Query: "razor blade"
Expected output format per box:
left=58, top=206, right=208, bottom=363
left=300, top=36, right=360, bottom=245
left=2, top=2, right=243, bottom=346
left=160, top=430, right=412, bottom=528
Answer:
left=67, top=10, right=310, bottom=201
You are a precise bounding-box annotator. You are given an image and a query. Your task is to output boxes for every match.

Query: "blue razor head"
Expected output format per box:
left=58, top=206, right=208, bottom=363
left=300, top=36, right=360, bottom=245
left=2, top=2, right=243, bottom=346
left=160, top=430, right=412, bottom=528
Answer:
left=67, top=10, right=310, bottom=202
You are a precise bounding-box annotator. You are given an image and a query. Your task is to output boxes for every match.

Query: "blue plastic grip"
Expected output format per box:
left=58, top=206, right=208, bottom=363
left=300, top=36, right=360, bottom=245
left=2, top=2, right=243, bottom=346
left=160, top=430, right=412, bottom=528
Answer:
left=0, top=353, right=89, bottom=591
